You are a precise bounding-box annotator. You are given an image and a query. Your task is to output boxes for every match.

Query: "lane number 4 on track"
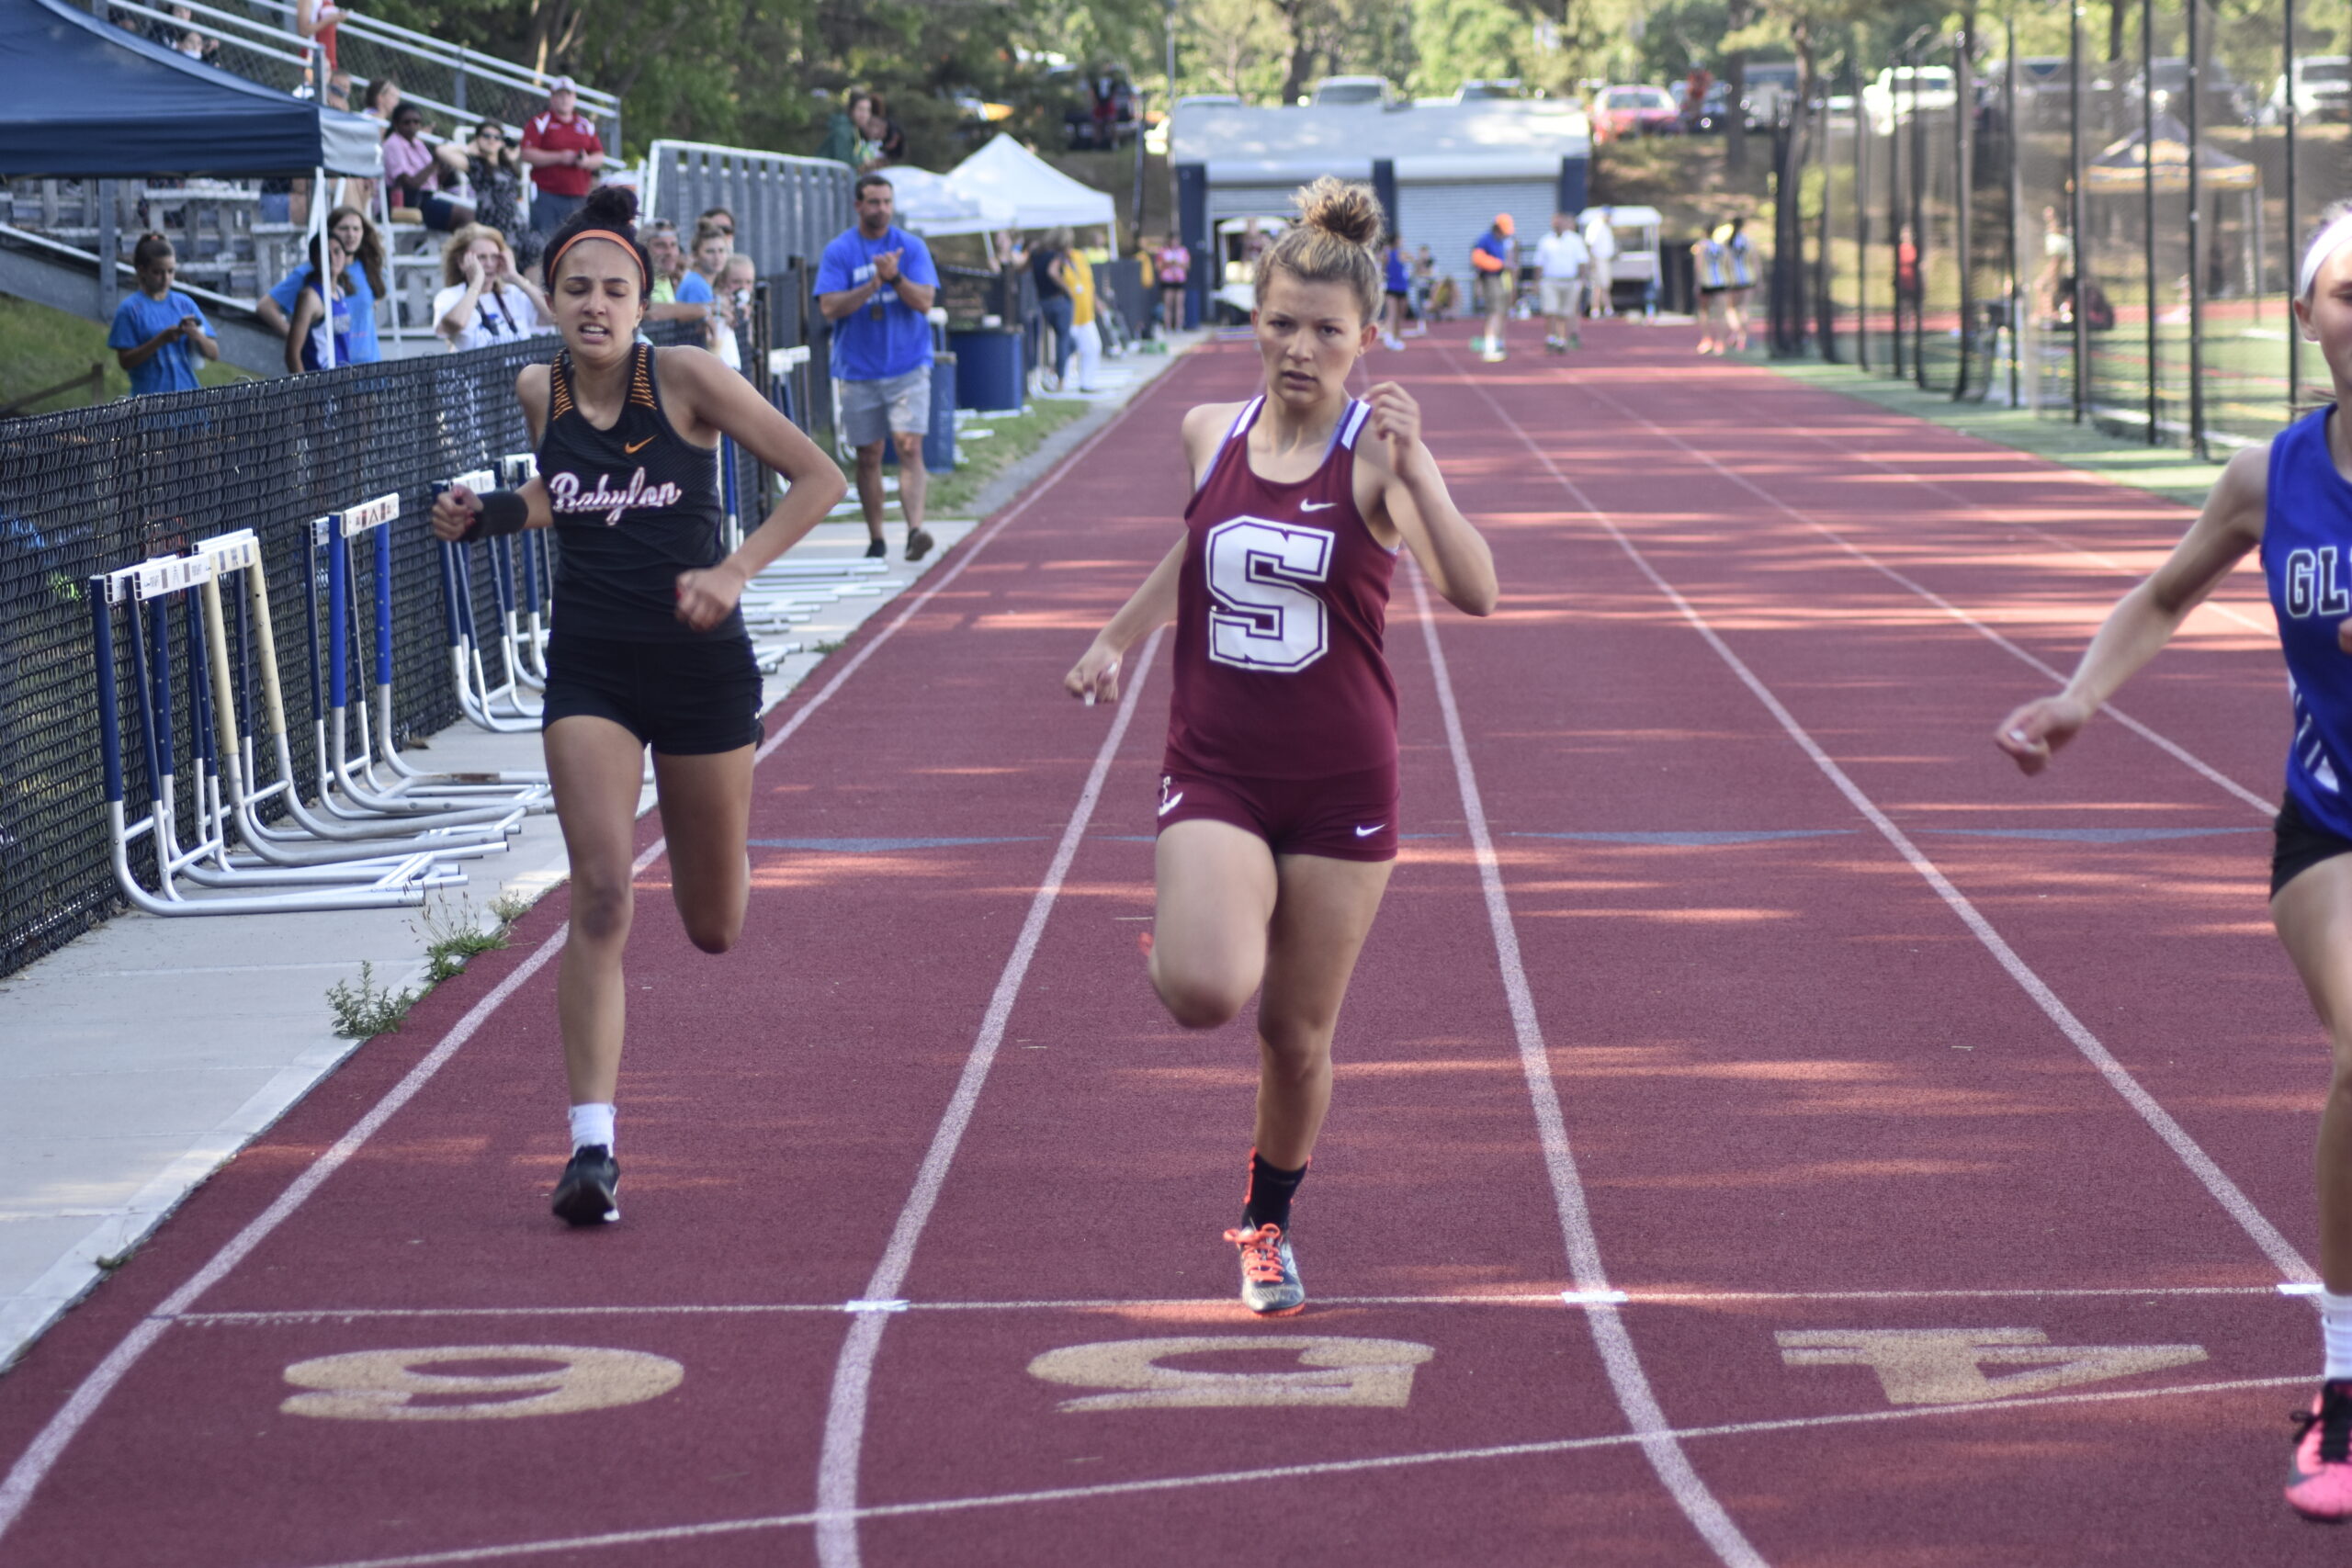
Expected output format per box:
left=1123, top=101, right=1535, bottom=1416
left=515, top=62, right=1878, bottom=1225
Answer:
left=1029, top=1336, right=1435, bottom=1413
left=281, top=1345, right=684, bottom=1420
left=1777, top=1328, right=2208, bottom=1406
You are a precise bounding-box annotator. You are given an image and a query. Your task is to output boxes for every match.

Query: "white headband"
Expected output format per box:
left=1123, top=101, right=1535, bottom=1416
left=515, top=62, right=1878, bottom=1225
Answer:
left=2302, top=214, right=2352, bottom=299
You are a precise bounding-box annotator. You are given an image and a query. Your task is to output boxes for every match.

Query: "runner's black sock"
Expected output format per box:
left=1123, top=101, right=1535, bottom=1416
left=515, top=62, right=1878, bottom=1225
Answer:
left=1242, top=1149, right=1307, bottom=1234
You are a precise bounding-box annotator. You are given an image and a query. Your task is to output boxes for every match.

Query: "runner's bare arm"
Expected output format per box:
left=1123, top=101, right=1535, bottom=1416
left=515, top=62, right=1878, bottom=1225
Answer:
left=1996, top=442, right=2268, bottom=774
left=659, top=346, right=851, bottom=632
left=1064, top=403, right=1245, bottom=703
left=1360, top=381, right=1496, bottom=615
left=429, top=365, right=556, bottom=541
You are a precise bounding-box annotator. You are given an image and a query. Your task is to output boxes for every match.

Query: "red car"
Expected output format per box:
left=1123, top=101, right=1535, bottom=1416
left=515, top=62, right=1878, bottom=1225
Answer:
left=1592, top=85, right=1681, bottom=141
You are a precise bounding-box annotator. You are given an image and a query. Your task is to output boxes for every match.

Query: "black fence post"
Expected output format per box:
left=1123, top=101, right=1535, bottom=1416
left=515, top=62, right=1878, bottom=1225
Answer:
left=1954, top=18, right=1974, bottom=400
left=2070, top=0, right=2087, bottom=423
left=1856, top=58, right=1870, bottom=373
left=2187, top=0, right=2207, bottom=458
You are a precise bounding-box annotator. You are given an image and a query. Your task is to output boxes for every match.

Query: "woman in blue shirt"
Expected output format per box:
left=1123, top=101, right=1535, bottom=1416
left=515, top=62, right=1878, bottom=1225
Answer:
left=285, top=229, right=356, bottom=373
left=261, top=207, right=385, bottom=363
left=107, top=234, right=218, bottom=396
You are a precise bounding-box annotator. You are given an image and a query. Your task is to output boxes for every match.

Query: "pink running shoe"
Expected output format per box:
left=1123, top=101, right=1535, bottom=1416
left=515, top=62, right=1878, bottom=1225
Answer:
left=2287, top=1382, right=2352, bottom=1520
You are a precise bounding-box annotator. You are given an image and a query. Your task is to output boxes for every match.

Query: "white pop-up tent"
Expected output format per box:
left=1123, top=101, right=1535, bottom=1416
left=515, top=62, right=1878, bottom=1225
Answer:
left=946, top=134, right=1119, bottom=248
left=879, top=165, right=1017, bottom=236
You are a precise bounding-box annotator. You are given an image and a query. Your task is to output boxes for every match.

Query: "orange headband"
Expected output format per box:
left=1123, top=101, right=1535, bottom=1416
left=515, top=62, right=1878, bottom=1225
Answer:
left=546, top=227, right=649, bottom=291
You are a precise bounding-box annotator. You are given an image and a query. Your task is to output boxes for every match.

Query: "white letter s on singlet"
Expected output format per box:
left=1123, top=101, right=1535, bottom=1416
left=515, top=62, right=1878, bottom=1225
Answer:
left=1204, top=517, right=1333, bottom=672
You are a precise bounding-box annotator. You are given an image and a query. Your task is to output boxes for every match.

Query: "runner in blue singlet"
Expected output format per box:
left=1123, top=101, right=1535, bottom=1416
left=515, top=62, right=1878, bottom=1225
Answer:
left=1996, top=199, right=2352, bottom=1522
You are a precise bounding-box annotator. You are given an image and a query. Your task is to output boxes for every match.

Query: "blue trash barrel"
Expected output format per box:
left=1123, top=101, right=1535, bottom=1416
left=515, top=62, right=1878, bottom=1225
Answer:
left=948, top=328, right=1024, bottom=413
left=881, top=352, right=957, bottom=473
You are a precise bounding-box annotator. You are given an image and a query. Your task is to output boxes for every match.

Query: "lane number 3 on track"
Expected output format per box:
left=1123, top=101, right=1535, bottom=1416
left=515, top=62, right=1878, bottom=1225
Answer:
left=1028, top=1336, right=1434, bottom=1413
left=281, top=1345, right=684, bottom=1421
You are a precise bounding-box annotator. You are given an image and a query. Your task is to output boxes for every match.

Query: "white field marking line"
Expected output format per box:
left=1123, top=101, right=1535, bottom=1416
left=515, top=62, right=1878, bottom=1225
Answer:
left=1459, top=364, right=2317, bottom=1285
left=813, top=626, right=1167, bottom=1568
left=172, top=1280, right=2304, bottom=1324
left=753, top=367, right=1186, bottom=767
left=0, top=370, right=1199, bottom=1547
left=1570, top=379, right=2276, bottom=819
left=1411, top=565, right=1768, bottom=1568
left=285, top=1371, right=2309, bottom=1568
left=1751, top=400, right=2274, bottom=638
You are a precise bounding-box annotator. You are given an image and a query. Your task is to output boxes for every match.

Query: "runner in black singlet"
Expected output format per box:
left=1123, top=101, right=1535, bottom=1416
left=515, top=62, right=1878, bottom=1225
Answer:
left=429, top=186, right=847, bottom=1227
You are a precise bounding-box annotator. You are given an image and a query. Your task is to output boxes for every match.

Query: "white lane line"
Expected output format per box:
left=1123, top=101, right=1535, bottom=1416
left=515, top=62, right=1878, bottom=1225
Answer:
left=813, top=627, right=1167, bottom=1568
left=1458, top=368, right=2316, bottom=1284
left=1569, top=379, right=2274, bottom=818
left=283, top=1371, right=2304, bottom=1568
left=171, top=1280, right=2304, bottom=1325
left=0, top=363, right=1195, bottom=1551
left=1411, top=564, right=1767, bottom=1568
left=1751, top=400, right=2275, bottom=637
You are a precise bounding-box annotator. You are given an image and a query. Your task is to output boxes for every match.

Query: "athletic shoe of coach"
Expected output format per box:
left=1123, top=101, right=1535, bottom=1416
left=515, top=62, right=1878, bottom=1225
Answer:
left=2287, top=1380, right=2352, bottom=1519
left=552, top=1145, right=620, bottom=1227
left=1224, top=1223, right=1305, bottom=1316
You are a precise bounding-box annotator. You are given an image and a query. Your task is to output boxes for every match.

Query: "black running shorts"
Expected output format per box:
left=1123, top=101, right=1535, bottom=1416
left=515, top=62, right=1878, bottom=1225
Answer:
left=540, top=631, right=763, bottom=755
left=2274, top=794, right=2352, bottom=899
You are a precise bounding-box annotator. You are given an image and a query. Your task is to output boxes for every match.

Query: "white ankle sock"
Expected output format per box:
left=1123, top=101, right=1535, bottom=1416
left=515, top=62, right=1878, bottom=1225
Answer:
left=568, top=1102, right=615, bottom=1155
left=2322, top=1292, right=2352, bottom=1381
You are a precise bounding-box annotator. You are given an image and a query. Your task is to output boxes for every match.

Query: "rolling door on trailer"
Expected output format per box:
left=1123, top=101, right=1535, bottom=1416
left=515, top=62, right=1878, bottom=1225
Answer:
left=1394, top=179, right=1558, bottom=292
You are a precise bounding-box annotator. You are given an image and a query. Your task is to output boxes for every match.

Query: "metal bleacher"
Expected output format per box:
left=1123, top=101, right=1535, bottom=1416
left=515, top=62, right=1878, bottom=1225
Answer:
left=0, top=0, right=620, bottom=362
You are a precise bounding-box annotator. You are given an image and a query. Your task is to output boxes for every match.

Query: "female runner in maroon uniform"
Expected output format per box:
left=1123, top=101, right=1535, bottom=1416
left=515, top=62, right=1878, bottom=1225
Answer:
left=1066, top=178, right=1498, bottom=1314
left=429, top=187, right=846, bottom=1224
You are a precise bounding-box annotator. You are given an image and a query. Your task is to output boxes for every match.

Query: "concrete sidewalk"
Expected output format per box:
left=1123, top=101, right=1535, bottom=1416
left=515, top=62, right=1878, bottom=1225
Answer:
left=0, top=335, right=1194, bottom=1372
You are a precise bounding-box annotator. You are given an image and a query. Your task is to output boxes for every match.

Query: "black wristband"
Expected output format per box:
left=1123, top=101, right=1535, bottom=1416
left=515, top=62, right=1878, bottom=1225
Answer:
left=460, top=489, right=530, bottom=541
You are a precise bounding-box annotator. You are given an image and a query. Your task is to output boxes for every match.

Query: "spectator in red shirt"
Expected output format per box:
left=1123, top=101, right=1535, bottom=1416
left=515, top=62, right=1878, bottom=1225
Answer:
left=519, top=76, right=604, bottom=240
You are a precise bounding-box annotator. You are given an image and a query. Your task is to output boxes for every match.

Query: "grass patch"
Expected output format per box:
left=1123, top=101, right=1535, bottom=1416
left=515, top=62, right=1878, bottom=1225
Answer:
left=1762, top=356, right=2227, bottom=513
left=414, top=891, right=510, bottom=985
left=0, top=293, right=254, bottom=415
left=325, top=961, right=419, bottom=1040
left=926, top=397, right=1095, bottom=518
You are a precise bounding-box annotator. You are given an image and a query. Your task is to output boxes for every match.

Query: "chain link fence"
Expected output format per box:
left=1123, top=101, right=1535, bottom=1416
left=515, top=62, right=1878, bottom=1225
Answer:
left=1784, top=2, right=2345, bottom=454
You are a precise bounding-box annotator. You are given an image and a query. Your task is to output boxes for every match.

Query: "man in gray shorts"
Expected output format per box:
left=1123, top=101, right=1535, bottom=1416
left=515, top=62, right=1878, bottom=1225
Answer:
left=816, top=174, right=939, bottom=559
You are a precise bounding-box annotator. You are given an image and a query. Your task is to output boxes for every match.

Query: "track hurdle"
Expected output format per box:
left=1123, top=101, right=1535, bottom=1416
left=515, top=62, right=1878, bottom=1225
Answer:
left=500, top=454, right=552, bottom=688
left=184, top=528, right=514, bottom=863
left=435, top=470, right=542, bottom=734
left=311, top=497, right=552, bottom=810
left=90, top=553, right=459, bottom=916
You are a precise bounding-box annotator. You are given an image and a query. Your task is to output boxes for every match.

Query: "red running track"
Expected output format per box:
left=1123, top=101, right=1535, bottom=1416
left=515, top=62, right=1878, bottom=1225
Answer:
left=0, top=322, right=2340, bottom=1565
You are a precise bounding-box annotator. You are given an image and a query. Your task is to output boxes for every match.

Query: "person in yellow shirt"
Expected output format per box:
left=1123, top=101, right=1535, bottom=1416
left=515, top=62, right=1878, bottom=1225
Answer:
left=1064, top=237, right=1103, bottom=392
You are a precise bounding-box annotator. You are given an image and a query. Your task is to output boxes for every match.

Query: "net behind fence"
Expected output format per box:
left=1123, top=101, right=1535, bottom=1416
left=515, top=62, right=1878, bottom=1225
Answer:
left=1785, top=6, right=2351, bottom=452
left=0, top=323, right=697, bottom=979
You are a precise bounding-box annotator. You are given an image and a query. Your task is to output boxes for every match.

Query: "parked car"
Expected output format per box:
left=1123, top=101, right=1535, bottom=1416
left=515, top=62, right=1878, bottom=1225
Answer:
left=2128, top=57, right=2253, bottom=126
left=2262, top=55, right=2352, bottom=124
left=1684, top=80, right=1734, bottom=133
left=1592, top=85, right=1681, bottom=141
left=1741, top=62, right=1799, bottom=126
left=1310, top=75, right=1396, bottom=107
left=1455, top=78, right=1523, bottom=101
left=1862, top=64, right=1957, bottom=132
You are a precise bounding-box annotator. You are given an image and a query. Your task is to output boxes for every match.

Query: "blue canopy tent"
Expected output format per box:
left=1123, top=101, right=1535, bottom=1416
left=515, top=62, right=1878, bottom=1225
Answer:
left=0, top=0, right=380, bottom=177
left=0, top=0, right=382, bottom=366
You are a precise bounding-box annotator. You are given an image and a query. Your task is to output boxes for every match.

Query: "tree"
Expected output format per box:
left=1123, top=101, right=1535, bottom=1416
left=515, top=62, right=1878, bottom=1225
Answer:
left=1408, top=0, right=1530, bottom=96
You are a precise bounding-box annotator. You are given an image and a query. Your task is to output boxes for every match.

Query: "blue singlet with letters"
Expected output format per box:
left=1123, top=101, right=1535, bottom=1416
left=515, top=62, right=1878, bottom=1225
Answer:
left=2265, top=406, right=2352, bottom=837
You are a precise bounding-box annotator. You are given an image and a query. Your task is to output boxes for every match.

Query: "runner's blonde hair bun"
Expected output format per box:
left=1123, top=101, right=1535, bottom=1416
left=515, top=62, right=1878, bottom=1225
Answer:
left=1257, top=176, right=1385, bottom=323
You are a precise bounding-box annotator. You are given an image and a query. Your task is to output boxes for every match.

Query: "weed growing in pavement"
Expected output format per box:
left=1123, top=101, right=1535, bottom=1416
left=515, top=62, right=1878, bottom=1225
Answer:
left=489, top=888, right=535, bottom=926
left=326, top=962, right=417, bottom=1039
left=415, top=892, right=509, bottom=983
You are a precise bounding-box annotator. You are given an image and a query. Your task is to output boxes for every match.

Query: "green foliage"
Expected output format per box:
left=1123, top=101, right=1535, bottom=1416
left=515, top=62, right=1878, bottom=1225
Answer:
left=326, top=962, right=418, bottom=1040
left=1408, top=0, right=1532, bottom=96
left=414, top=892, right=510, bottom=985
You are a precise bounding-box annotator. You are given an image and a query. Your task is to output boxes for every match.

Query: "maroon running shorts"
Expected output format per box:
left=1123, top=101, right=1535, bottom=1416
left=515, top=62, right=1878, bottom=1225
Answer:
left=1154, top=761, right=1398, bottom=863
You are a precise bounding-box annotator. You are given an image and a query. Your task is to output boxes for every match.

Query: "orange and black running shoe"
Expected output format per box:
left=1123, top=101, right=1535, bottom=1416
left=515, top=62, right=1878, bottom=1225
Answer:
left=2289, top=1380, right=2352, bottom=1520
left=1223, top=1223, right=1304, bottom=1316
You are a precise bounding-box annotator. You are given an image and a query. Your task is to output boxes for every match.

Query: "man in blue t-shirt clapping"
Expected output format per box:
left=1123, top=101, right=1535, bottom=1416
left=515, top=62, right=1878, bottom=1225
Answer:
left=816, top=173, right=939, bottom=561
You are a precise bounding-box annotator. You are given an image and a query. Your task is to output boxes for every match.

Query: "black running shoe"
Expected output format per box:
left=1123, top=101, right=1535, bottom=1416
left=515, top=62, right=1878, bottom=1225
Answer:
left=551, top=1145, right=619, bottom=1226
left=864, top=536, right=888, bottom=558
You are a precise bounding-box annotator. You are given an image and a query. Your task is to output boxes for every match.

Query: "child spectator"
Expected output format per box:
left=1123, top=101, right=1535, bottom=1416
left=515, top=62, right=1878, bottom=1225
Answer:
left=713, top=252, right=758, bottom=371
left=258, top=206, right=384, bottom=363
left=284, top=227, right=355, bottom=373
left=431, top=224, right=550, bottom=351
left=108, top=233, right=217, bottom=396
left=697, top=208, right=737, bottom=254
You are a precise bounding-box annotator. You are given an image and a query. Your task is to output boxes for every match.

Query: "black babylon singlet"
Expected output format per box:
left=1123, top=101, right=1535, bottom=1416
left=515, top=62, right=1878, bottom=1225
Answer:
left=537, top=343, right=742, bottom=642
